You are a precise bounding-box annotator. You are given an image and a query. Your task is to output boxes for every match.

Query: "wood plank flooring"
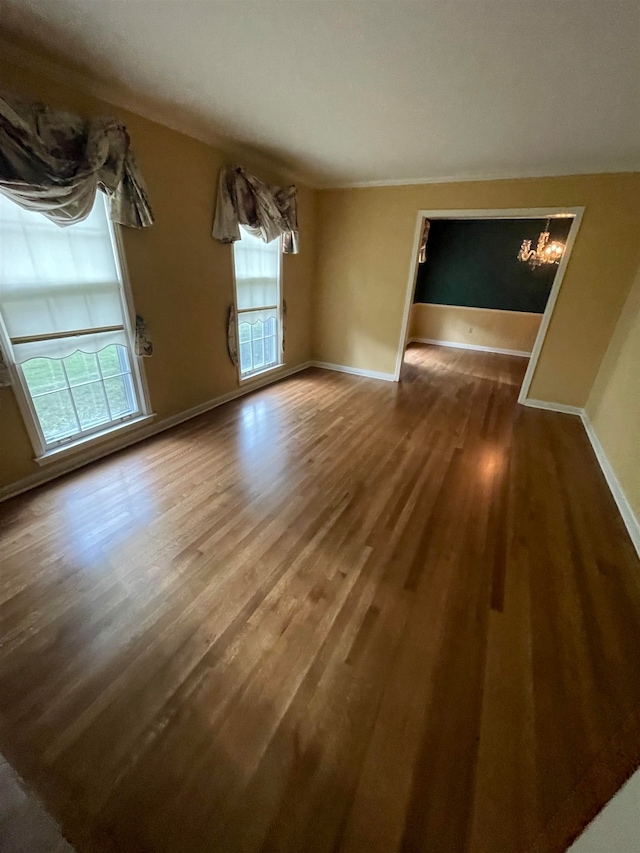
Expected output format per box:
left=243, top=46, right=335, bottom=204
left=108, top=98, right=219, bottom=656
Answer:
left=1, top=343, right=639, bottom=853
left=0, top=754, right=74, bottom=852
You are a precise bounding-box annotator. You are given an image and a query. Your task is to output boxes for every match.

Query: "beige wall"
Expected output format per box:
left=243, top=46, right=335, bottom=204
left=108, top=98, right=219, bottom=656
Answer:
left=409, top=303, right=541, bottom=354
left=0, top=56, right=316, bottom=490
left=586, top=264, right=640, bottom=521
left=314, top=175, right=640, bottom=402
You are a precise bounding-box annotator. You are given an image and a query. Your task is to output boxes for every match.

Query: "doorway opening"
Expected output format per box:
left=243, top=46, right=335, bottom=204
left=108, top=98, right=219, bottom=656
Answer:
left=396, top=208, right=584, bottom=403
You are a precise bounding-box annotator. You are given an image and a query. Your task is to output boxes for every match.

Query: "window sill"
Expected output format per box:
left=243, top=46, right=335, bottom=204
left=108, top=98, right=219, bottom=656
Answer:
left=239, top=363, right=283, bottom=384
left=35, top=413, right=156, bottom=466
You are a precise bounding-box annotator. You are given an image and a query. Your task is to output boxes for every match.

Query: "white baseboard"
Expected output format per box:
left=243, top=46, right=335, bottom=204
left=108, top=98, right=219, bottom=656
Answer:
left=581, top=411, right=640, bottom=558
left=408, top=337, right=531, bottom=358
left=522, top=399, right=640, bottom=557
left=311, top=361, right=396, bottom=382
left=521, top=398, right=584, bottom=416
left=0, top=361, right=312, bottom=503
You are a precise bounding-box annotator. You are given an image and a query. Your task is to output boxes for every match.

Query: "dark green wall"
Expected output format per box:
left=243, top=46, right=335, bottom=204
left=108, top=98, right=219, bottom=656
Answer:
left=414, top=218, right=573, bottom=313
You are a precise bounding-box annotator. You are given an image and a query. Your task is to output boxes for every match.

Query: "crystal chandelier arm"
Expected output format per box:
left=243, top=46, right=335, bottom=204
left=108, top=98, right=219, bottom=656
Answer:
left=518, top=239, right=534, bottom=261
left=536, top=230, right=550, bottom=254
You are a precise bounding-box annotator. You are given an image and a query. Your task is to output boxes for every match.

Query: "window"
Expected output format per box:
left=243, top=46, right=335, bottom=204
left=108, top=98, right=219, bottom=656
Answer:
left=0, top=193, right=148, bottom=455
left=232, top=227, right=282, bottom=379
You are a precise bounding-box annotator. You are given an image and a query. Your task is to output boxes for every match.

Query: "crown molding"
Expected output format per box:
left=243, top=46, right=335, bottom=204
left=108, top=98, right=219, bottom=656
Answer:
left=318, top=167, right=640, bottom=190
left=0, top=36, right=315, bottom=188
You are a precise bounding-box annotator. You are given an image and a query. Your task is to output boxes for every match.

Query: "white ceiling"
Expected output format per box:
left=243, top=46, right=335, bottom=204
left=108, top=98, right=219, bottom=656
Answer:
left=1, top=1, right=639, bottom=186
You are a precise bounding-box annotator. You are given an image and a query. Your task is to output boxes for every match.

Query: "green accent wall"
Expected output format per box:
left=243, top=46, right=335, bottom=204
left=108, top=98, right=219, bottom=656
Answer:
left=414, top=218, right=573, bottom=313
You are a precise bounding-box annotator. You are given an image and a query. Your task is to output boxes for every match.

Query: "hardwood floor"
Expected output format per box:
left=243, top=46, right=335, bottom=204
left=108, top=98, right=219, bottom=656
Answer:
left=0, top=753, right=74, bottom=852
left=1, top=343, right=639, bottom=853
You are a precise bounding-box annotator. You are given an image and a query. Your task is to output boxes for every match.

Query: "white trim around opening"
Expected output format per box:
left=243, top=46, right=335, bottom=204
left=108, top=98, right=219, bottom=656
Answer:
left=394, top=207, right=585, bottom=407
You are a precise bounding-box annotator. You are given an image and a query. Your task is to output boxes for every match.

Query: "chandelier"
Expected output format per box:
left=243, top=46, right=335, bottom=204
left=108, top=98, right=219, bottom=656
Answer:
left=517, top=219, right=565, bottom=268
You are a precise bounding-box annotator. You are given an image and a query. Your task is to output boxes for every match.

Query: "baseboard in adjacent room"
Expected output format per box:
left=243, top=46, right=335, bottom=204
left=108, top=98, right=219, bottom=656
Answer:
left=0, top=360, right=313, bottom=503
left=408, top=337, right=531, bottom=358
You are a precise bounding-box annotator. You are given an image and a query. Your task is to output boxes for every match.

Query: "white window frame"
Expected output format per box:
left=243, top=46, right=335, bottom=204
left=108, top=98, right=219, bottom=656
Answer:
left=232, top=231, right=283, bottom=383
left=0, top=195, right=153, bottom=461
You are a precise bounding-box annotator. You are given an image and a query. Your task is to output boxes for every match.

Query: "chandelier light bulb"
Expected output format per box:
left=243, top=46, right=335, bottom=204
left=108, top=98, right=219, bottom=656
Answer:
left=517, top=220, right=566, bottom=268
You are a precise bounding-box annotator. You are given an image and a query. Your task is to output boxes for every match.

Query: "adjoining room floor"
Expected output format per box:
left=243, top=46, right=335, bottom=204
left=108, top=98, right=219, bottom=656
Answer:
left=1, top=344, right=639, bottom=853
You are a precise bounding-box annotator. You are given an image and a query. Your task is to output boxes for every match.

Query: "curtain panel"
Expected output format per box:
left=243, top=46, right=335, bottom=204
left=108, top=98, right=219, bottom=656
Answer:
left=212, top=165, right=299, bottom=254
left=0, top=94, right=154, bottom=229
left=226, top=305, right=239, bottom=366
left=135, top=315, right=153, bottom=357
left=0, top=346, right=11, bottom=387
left=418, top=219, right=431, bottom=264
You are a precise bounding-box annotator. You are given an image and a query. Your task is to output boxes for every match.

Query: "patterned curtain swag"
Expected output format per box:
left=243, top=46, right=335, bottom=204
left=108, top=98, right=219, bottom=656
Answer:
left=0, top=346, right=11, bottom=387
left=212, top=165, right=299, bottom=254
left=0, top=93, right=154, bottom=228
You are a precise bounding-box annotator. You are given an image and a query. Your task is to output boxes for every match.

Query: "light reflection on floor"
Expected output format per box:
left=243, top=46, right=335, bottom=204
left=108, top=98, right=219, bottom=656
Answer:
left=236, top=395, right=291, bottom=496
left=403, top=343, right=528, bottom=387
left=60, top=458, right=156, bottom=569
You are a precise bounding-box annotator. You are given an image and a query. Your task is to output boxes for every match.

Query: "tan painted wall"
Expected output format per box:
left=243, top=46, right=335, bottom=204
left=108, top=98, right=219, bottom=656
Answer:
left=586, top=264, right=640, bottom=521
left=409, top=304, right=541, bottom=354
left=314, top=175, right=640, bottom=401
left=0, top=56, right=316, bottom=490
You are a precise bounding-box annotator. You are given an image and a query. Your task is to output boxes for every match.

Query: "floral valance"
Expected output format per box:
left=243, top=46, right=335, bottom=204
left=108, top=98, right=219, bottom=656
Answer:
left=0, top=93, right=154, bottom=228
left=0, top=345, right=11, bottom=387
left=212, top=165, right=299, bottom=254
left=418, top=219, right=431, bottom=264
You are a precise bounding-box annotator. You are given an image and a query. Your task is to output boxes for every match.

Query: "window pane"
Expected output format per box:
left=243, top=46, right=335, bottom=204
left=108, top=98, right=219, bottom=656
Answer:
left=70, top=381, right=111, bottom=429
left=20, top=347, right=139, bottom=444
left=233, top=225, right=281, bottom=377
left=0, top=194, right=145, bottom=452
left=264, top=334, right=277, bottom=366
left=252, top=338, right=265, bottom=370
left=237, top=308, right=279, bottom=376
left=251, top=319, right=265, bottom=341
left=98, top=344, right=129, bottom=378
left=233, top=227, right=279, bottom=310
left=32, top=389, right=79, bottom=441
left=22, top=358, right=66, bottom=395
left=104, top=374, right=135, bottom=417
left=0, top=193, right=122, bottom=339
left=64, top=351, right=100, bottom=386
left=239, top=342, right=252, bottom=374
